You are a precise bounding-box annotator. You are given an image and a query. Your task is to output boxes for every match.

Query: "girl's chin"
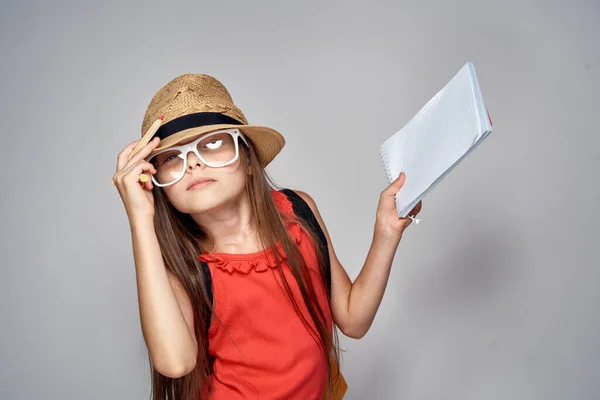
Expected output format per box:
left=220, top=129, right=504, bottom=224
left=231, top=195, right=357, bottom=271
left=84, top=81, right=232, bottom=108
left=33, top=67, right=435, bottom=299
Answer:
left=184, top=195, right=227, bottom=213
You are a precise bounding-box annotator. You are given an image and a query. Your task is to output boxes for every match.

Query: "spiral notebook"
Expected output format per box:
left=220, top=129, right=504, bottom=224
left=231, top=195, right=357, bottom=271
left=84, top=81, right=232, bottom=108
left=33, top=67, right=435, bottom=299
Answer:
left=379, top=61, right=493, bottom=221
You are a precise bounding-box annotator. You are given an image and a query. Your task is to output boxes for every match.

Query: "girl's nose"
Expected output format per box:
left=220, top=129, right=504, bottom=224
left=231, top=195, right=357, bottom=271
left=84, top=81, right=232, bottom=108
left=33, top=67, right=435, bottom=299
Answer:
left=186, top=151, right=205, bottom=170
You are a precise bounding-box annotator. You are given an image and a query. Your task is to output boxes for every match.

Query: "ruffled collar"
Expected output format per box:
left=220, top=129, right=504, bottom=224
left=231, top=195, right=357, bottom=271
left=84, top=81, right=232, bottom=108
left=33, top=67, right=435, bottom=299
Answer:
left=198, top=223, right=303, bottom=274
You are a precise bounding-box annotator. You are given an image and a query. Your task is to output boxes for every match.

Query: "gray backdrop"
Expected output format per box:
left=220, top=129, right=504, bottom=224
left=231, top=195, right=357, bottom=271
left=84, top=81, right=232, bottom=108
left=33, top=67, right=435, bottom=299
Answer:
left=2, top=0, right=599, bottom=399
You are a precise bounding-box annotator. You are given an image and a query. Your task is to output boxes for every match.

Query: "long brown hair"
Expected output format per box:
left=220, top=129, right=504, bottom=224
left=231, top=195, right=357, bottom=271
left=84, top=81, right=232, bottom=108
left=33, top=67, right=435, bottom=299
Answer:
left=146, top=135, right=342, bottom=399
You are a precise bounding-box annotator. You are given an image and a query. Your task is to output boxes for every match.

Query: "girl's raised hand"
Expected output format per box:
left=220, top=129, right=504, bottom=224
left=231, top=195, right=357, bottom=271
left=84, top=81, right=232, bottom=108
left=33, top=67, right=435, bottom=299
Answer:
left=375, top=172, right=423, bottom=241
left=112, top=137, right=161, bottom=220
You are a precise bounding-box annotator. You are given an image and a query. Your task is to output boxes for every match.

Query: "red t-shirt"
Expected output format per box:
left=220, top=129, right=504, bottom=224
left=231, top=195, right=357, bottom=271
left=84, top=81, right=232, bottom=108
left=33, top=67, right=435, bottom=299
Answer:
left=198, top=189, right=333, bottom=399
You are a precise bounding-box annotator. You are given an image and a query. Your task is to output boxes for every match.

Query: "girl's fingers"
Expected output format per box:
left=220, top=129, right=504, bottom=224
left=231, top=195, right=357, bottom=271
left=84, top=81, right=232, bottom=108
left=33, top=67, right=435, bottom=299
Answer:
left=124, top=161, right=157, bottom=182
left=382, top=172, right=406, bottom=196
left=116, top=140, right=142, bottom=172
left=114, top=160, right=157, bottom=189
left=120, top=137, right=161, bottom=174
left=378, top=172, right=406, bottom=212
left=410, top=200, right=423, bottom=216
left=144, top=174, right=154, bottom=191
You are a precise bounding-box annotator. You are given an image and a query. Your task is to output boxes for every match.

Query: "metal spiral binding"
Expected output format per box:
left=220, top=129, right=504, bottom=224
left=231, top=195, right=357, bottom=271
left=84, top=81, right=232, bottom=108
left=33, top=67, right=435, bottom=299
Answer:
left=378, top=145, right=395, bottom=184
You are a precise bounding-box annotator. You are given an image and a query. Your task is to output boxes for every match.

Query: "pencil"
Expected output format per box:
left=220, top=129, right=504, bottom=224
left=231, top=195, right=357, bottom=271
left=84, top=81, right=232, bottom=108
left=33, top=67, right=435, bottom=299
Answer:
left=111, top=115, right=164, bottom=186
left=130, top=115, right=164, bottom=159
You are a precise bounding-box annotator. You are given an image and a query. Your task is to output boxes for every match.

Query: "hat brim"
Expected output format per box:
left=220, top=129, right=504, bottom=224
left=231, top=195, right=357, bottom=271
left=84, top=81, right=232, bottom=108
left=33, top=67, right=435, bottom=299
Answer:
left=148, top=124, right=285, bottom=168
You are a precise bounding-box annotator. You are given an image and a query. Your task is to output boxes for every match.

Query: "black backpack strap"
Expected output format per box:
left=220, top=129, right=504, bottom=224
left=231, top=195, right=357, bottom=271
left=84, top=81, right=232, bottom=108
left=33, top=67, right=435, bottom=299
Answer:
left=199, top=261, right=213, bottom=331
left=278, top=188, right=331, bottom=295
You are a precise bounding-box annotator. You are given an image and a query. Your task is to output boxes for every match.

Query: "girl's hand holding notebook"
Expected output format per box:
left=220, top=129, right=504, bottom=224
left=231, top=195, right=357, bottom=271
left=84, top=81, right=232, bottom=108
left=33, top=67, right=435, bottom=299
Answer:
left=376, top=171, right=423, bottom=241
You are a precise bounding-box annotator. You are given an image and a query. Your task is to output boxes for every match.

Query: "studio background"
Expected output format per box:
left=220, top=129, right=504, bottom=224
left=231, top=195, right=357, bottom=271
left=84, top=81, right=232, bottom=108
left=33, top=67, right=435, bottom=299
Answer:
left=1, top=0, right=598, bottom=399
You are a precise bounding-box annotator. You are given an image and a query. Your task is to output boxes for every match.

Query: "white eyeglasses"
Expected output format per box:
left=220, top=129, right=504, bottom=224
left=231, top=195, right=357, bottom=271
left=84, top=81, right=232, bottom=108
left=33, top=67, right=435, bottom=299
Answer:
left=147, top=128, right=249, bottom=187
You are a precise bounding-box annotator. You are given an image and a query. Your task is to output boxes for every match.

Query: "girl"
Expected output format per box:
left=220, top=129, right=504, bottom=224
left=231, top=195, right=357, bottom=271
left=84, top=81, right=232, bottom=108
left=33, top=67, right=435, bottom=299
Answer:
left=112, top=74, right=422, bottom=400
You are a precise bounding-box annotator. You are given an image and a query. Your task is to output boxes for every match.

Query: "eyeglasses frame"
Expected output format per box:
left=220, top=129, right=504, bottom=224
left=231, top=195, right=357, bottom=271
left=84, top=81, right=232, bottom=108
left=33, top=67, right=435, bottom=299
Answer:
left=146, top=128, right=249, bottom=187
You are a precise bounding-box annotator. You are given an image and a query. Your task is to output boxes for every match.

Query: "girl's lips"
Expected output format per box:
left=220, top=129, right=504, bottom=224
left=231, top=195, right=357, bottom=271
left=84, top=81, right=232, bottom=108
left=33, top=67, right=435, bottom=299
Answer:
left=188, top=179, right=216, bottom=190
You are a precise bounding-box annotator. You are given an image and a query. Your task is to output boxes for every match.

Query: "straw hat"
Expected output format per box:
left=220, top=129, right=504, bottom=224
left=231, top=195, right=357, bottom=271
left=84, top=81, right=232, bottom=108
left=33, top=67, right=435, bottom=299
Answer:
left=141, top=74, right=285, bottom=167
